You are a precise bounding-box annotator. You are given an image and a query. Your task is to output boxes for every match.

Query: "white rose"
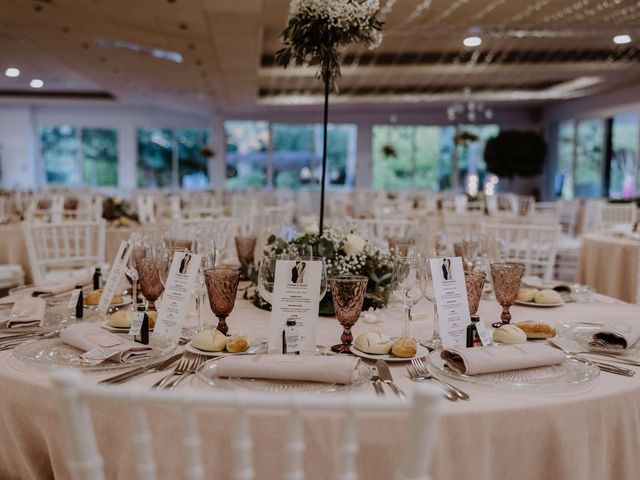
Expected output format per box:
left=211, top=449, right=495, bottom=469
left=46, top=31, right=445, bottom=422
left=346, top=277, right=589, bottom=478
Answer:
left=344, top=233, right=366, bottom=256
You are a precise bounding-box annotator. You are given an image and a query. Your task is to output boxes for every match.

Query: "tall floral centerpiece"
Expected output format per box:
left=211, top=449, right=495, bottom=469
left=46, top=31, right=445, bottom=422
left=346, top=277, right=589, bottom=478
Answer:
left=275, top=0, right=383, bottom=234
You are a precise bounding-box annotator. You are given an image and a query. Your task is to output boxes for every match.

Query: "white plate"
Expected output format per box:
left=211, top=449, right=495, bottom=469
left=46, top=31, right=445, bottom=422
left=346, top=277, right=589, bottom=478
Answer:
left=99, top=319, right=154, bottom=334
left=0, top=304, right=100, bottom=334
left=349, top=343, right=429, bottom=362
left=85, top=295, right=133, bottom=309
left=557, top=321, right=640, bottom=357
left=516, top=299, right=564, bottom=308
left=185, top=340, right=267, bottom=357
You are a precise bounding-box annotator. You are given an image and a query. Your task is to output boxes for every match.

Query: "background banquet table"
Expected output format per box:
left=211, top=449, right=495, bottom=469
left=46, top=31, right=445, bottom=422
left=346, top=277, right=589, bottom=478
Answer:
left=577, top=233, right=640, bottom=303
left=0, top=293, right=639, bottom=480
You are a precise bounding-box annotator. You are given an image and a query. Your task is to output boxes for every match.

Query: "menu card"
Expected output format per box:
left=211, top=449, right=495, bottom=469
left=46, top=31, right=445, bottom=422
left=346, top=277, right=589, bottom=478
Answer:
left=268, top=259, right=322, bottom=354
left=152, top=251, right=200, bottom=343
left=429, top=257, right=472, bottom=348
left=97, top=241, right=132, bottom=316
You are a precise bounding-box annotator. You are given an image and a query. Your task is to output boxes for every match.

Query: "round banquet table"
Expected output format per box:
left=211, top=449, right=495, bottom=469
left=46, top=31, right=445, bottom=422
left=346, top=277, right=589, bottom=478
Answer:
left=577, top=232, right=640, bottom=303
left=0, top=294, right=639, bottom=480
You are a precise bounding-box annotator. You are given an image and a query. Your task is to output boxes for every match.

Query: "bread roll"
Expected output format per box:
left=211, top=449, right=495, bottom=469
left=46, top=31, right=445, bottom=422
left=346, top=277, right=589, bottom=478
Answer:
left=111, top=293, right=124, bottom=304
left=534, top=289, right=562, bottom=305
left=354, top=332, right=394, bottom=354
left=226, top=334, right=249, bottom=353
left=391, top=337, right=417, bottom=358
left=492, top=324, right=527, bottom=344
left=192, top=329, right=227, bottom=352
left=517, top=287, right=538, bottom=302
left=85, top=289, right=103, bottom=305
left=514, top=320, right=556, bottom=339
left=108, top=309, right=132, bottom=328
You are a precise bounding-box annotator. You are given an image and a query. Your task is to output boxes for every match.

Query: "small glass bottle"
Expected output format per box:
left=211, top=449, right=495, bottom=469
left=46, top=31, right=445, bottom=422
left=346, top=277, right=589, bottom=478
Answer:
left=93, top=267, right=102, bottom=290
left=135, top=305, right=149, bottom=345
left=75, top=284, right=83, bottom=319
left=285, top=318, right=300, bottom=355
left=466, top=315, right=482, bottom=348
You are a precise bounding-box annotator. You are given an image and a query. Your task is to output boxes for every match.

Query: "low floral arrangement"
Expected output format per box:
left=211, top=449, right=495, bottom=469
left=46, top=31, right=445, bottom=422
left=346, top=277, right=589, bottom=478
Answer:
left=245, top=226, right=393, bottom=316
left=102, top=197, right=139, bottom=226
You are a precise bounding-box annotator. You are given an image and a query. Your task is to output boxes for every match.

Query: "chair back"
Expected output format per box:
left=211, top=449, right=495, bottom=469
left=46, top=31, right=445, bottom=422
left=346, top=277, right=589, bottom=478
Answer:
left=51, top=369, right=441, bottom=480
left=22, top=220, right=106, bottom=284
left=481, top=223, right=561, bottom=281
left=261, top=204, right=294, bottom=237
left=558, top=200, right=581, bottom=236
left=442, top=213, right=483, bottom=243
left=529, top=201, right=561, bottom=225
left=601, top=203, right=637, bottom=229
left=136, top=195, right=156, bottom=224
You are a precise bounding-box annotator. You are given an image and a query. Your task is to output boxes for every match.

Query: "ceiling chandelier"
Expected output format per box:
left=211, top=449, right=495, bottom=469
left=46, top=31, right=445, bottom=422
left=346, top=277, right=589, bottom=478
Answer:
left=447, top=87, right=493, bottom=122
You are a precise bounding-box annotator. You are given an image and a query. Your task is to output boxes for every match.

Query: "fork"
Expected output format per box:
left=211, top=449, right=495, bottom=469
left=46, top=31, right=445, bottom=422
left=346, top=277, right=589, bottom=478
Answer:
left=164, top=354, right=207, bottom=390
left=410, top=358, right=470, bottom=400
left=152, top=354, right=189, bottom=389
left=406, top=364, right=458, bottom=401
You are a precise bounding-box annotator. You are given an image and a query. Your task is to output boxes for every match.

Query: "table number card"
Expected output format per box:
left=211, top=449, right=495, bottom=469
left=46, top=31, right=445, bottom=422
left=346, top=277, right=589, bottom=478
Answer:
left=268, top=259, right=322, bottom=354
left=97, top=241, right=132, bottom=316
left=429, top=256, right=472, bottom=348
left=152, top=251, right=201, bottom=343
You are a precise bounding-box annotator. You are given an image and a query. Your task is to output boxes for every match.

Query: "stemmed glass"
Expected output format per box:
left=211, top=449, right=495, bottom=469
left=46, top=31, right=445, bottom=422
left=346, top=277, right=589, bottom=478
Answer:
left=490, top=262, right=525, bottom=327
left=329, top=275, right=369, bottom=354
left=137, top=257, right=165, bottom=312
left=127, top=233, right=146, bottom=306
left=435, top=233, right=449, bottom=256
left=192, top=234, right=216, bottom=333
left=235, top=235, right=257, bottom=280
left=465, top=271, right=486, bottom=317
left=258, top=253, right=328, bottom=304
left=391, top=250, right=424, bottom=338
left=204, top=267, right=240, bottom=335
left=420, top=255, right=443, bottom=350
left=462, top=235, right=479, bottom=272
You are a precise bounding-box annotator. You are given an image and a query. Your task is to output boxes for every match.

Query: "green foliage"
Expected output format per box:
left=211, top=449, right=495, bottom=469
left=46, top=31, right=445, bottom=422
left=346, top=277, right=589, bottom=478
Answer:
left=484, top=130, right=547, bottom=178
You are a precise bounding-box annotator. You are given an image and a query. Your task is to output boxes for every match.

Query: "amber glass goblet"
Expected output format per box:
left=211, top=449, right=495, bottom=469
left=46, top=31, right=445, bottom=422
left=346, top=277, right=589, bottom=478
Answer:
left=329, top=275, right=369, bottom=354
left=490, top=263, right=525, bottom=326
left=464, top=271, right=486, bottom=316
left=235, top=235, right=257, bottom=280
left=137, top=258, right=165, bottom=312
left=204, top=267, right=240, bottom=335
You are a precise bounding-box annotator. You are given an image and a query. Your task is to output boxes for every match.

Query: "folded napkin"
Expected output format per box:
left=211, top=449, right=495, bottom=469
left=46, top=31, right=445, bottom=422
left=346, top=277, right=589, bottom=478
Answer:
left=211, top=354, right=362, bottom=384
left=592, top=322, right=640, bottom=349
left=0, top=296, right=15, bottom=305
left=441, top=343, right=566, bottom=376
left=0, top=297, right=46, bottom=328
left=60, top=322, right=152, bottom=364
left=521, top=276, right=572, bottom=293
left=33, top=273, right=92, bottom=296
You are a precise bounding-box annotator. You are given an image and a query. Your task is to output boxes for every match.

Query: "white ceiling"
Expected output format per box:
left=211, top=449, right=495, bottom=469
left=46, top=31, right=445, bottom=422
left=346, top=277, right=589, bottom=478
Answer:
left=0, top=0, right=639, bottom=115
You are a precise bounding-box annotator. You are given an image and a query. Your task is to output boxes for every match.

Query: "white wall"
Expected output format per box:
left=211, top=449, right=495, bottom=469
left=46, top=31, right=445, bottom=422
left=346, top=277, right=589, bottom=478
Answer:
left=0, top=106, right=37, bottom=189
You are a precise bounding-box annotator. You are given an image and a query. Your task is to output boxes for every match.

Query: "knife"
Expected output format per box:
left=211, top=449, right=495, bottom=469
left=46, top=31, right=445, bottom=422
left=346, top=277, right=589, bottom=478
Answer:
left=99, top=353, right=182, bottom=385
left=375, top=360, right=406, bottom=400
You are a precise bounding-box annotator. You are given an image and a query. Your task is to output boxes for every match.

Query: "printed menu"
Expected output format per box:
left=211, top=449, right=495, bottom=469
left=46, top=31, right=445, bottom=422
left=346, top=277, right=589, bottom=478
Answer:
left=268, top=259, right=322, bottom=354
left=152, top=251, right=201, bottom=343
left=429, top=256, right=472, bottom=348
left=97, top=241, right=132, bottom=316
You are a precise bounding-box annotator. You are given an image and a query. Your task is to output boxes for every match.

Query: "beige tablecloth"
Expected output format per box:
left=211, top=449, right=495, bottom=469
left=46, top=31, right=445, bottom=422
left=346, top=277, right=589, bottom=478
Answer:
left=577, top=233, right=640, bottom=303
left=0, top=296, right=639, bottom=480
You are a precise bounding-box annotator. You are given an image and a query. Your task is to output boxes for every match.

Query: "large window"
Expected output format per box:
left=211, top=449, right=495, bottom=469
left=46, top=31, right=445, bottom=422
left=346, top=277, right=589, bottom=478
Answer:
left=556, top=120, right=576, bottom=199
left=610, top=114, right=639, bottom=199
left=224, top=121, right=357, bottom=190
left=40, top=125, right=118, bottom=186
left=372, top=124, right=498, bottom=190
left=575, top=118, right=605, bottom=198
left=137, top=128, right=209, bottom=189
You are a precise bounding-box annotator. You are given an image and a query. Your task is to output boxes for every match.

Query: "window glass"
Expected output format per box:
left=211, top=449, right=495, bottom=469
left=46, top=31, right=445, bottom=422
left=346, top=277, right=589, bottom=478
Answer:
left=575, top=118, right=604, bottom=198
left=272, top=124, right=316, bottom=190
left=81, top=128, right=118, bottom=187
left=325, top=124, right=357, bottom=188
left=224, top=121, right=269, bottom=189
left=556, top=120, right=576, bottom=199
left=41, top=125, right=79, bottom=185
left=610, top=114, right=639, bottom=199
left=137, top=129, right=173, bottom=188
left=372, top=125, right=416, bottom=189
left=177, top=129, right=209, bottom=190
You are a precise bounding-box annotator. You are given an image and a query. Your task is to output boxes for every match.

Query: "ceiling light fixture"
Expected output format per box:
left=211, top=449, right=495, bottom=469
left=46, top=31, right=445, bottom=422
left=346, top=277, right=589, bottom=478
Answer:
left=29, top=79, right=44, bottom=89
left=447, top=87, right=492, bottom=122
left=613, top=34, right=632, bottom=45
left=4, top=67, right=20, bottom=78
left=463, top=36, right=482, bottom=47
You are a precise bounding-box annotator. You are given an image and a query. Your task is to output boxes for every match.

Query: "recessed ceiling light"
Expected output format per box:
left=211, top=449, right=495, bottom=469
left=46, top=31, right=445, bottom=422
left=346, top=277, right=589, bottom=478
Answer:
left=613, top=34, right=632, bottom=45
left=463, top=36, right=482, bottom=47
left=29, top=79, right=44, bottom=89
left=4, top=67, right=20, bottom=78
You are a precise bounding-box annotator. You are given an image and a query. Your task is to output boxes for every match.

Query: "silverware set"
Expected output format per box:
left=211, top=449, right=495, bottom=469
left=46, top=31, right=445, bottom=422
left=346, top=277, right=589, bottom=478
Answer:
left=375, top=359, right=406, bottom=400
left=151, top=353, right=208, bottom=390
left=546, top=339, right=636, bottom=376
left=0, top=328, right=63, bottom=351
left=99, top=353, right=182, bottom=385
left=406, top=358, right=470, bottom=402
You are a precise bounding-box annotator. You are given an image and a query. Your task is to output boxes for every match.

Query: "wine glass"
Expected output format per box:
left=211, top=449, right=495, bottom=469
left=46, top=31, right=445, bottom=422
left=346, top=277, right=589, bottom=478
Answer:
left=435, top=232, right=449, bottom=256
left=235, top=235, right=257, bottom=280
left=329, top=275, right=369, bottom=354
left=391, top=251, right=424, bottom=338
left=190, top=234, right=216, bottom=334
left=464, top=271, right=486, bottom=317
left=137, top=257, right=165, bottom=313
left=490, top=262, right=525, bottom=327
left=462, top=237, right=479, bottom=272
left=257, top=255, right=277, bottom=305
left=127, top=233, right=147, bottom=306
left=204, top=267, right=240, bottom=335
left=420, top=255, right=444, bottom=350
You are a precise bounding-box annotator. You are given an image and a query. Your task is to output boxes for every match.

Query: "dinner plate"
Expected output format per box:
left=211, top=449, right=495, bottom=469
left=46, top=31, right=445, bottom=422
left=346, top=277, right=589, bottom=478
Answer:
left=10, top=335, right=176, bottom=372
left=427, top=351, right=599, bottom=392
left=349, top=343, right=429, bottom=362
left=98, top=319, right=154, bottom=334
left=84, top=295, right=133, bottom=309
left=515, top=299, right=564, bottom=308
left=8, top=284, right=92, bottom=305
left=185, top=340, right=267, bottom=357
left=0, top=304, right=99, bottom=334
left=556, top=321, right=640, bottom=357
left=195, top=358, right=371, bottom=393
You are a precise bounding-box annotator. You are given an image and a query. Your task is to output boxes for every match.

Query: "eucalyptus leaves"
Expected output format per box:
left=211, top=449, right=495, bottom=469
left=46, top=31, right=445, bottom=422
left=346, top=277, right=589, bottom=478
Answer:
left=275, top=0, right=383, bottom=89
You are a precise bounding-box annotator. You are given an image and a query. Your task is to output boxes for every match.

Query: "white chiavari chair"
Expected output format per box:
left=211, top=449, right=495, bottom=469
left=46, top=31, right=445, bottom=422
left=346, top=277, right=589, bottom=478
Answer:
left=481, top=223, right=561, bottom=281
left=344, top=217, right=377, bottom=242
left=174, top=217, right=238, bottom=260
left=0, top=264, right=25, bottom=289
left=261, top=204, right=295, bottom=238
left=442, top=213, right=483, bottom=243
left=52, top=369, right=441, bottom=480
left=528, top=201, right=561, bottom=225
left=0, top=196, right=9, bottom=223
left=327, top=194, right=350, bottom=228
left=22, top=219, right=106, bottom=284
left=372, top=198, right=413, bottom=218
left=517, top=196, right=535, bottom=216
left=375, top=218, right=415, bottom=248
left=580, top=199, right=604, bottom=234
left=558, top=200, right=581, bottom=236
left=136, top=194, right=156, bottom=224
left=601, top=202, right=637, bottom=229
left=485, top=195, right=499, bottom=216
left=231, top=195, right=259, bottom=233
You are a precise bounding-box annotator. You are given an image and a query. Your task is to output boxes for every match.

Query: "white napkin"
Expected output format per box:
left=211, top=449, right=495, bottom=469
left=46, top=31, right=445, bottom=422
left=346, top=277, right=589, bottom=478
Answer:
left=211, top=354, right=362, bottom=384
left=33, top=274, right=92, bottom=296
left=521, top=276, right=572, bottom=293
left=0, top=296, right=15, bottom=305
left=441, top=343, right=566, bottom=375
left=1, top=297, right=46, bottom=328
left=60, top=322, right=152, bottom=364
left=592, top=322, right=640, bottom=349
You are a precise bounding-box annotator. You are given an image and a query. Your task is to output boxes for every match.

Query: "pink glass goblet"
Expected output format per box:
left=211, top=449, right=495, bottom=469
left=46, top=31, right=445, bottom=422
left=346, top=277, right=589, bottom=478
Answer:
left=204, top=267, right=240, bottom=335
left=329, top=275, right=369, bottom=354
